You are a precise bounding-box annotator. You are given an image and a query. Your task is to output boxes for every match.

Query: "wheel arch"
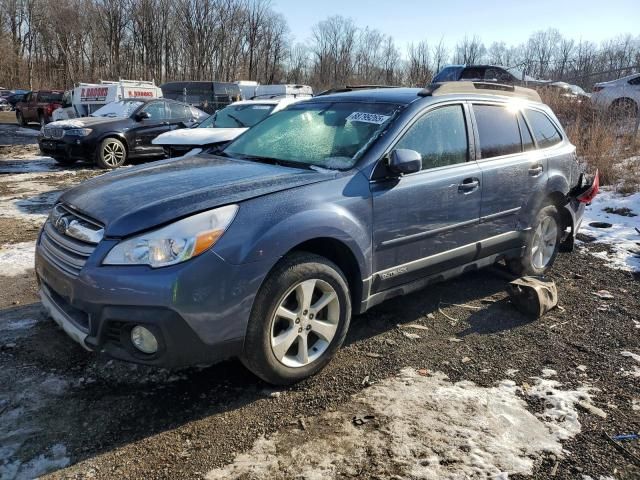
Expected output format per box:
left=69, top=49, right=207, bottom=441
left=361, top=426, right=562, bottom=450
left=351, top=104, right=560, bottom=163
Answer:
left=97, top=133, right=130, bottom=153
left=286, top=237, right=364, bottom=315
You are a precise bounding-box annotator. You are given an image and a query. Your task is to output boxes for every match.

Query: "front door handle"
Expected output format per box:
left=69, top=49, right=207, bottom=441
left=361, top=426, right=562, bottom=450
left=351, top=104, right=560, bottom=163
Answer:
left=529, top=165, right=543, bottom=176
left=458, top=178, right=480, bottom=193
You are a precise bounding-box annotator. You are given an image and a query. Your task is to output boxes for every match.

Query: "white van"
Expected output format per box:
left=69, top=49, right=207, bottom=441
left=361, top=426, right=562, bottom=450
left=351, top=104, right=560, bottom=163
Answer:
left=233, top=82, right=313, bottom=100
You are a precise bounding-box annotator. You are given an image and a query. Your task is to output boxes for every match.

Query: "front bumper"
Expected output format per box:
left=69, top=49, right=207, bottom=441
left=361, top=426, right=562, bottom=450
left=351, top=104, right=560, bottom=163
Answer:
left=35, top=230, right=271, bottom=367
left=38, top=136, right=96, bottom=161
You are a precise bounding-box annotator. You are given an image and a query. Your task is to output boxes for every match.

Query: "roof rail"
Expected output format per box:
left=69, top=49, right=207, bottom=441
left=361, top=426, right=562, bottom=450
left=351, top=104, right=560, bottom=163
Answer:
left=418, top=81, right=541, bottom=102
left=315, top=85, right=401, bottom=96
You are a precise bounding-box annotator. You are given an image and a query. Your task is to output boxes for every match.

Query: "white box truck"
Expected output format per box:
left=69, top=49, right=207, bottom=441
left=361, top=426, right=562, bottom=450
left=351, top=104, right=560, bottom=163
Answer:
left=234, top=81, right=313, bottom=100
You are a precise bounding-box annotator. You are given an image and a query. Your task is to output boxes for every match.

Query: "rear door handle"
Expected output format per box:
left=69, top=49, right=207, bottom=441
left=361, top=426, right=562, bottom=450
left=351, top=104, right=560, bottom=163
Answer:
left=458, top=178, right=480, bottom=193
left=529, top=165, right=543, bottom=176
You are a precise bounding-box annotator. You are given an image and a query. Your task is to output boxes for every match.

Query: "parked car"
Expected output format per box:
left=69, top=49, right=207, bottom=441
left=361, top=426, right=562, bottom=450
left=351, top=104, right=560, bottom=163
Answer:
left=35, top=82, right=596, bottom=385
left=432, top=64, right=543, bottom=87
left=544, top=81, right=590, bottom=100
left=5, top=90, right=29, bottom=110
left=0, top=89, right=13, bottom=99
left=152, top=97, right=304, bottom=157
left=160, top=81, right=241, bottom=114
left=591, top=73, right=640, bottom=117
left=15, top=90, right=64, bottom=126
left=38, top=98, right=207, bottom=168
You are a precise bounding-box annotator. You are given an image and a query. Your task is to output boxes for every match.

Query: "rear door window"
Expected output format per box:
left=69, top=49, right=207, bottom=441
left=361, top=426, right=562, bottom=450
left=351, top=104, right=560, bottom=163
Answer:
left=526, top=109, right=562, bottom=148
left=395, top=104, right=468, bottom=170
left=473, top=104, right=522, bottom=158
left=518, top=114, right=535, bottom=151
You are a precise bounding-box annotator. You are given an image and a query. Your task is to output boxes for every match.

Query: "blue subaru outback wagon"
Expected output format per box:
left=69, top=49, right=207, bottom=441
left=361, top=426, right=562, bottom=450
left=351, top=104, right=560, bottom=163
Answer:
left=35, top=82, right=596, bottom=384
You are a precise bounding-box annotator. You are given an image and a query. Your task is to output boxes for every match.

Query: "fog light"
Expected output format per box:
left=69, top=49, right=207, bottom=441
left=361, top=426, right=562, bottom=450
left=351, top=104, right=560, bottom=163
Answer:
left=131, top=325, right=158, bottom=354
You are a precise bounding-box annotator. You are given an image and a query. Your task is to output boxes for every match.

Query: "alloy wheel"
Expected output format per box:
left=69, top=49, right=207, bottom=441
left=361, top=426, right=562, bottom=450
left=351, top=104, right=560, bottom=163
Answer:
left=531, top=216, right=558, bottom=269
left=270, top=278, right=340, bottom=368
left=103, top=141, right=125, bottom=167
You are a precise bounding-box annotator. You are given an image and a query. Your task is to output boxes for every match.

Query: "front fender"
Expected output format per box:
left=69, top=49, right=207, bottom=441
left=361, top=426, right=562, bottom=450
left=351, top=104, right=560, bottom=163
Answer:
left=214, top=174, right=373, bottom=279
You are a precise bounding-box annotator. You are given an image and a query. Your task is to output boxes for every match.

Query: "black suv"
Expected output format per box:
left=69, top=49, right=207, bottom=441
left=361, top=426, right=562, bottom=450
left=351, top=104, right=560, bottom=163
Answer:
left=38, top=98, right=208, bottom=169
left=433, top=65, right=543, bottom=86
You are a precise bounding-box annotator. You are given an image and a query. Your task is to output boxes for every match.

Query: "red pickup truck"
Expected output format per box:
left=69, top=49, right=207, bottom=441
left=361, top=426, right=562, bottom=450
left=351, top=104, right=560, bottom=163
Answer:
left=15, top=90, right=64, bottom=127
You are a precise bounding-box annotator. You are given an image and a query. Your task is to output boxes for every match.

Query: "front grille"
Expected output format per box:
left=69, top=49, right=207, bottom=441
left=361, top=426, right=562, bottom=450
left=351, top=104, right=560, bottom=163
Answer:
left=39, top=204, right=102, bottom=277
left=42, top=126, right=64, bottom=139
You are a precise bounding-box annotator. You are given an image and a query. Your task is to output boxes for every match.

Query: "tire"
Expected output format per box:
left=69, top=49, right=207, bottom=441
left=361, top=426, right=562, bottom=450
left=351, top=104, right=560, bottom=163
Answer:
left=242, top=252, right=352, bottom=385
left=509, top=205, right=563, bottom=276
left=96, top=137, right=127, bottom=169
left=52, top=156, right=77, bottom=165
left=16, top=111, right=26, bottom=126
left=609, top=98, right=638, bottom=120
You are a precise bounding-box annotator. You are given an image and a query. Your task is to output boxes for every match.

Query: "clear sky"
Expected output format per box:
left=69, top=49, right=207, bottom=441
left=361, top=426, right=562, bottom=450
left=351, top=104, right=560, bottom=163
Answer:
left=272, top=0, right=639, bottom=49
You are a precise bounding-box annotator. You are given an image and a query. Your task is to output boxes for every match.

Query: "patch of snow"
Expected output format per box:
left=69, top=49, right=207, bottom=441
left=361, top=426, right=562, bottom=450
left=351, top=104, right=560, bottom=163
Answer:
left=621, top=350, right=640, bottom=378
left=541, top=368, right=557, bottom=377
left=0, top=443, right=70, bottom=480
left=505, top=368, right=519, bottom=376
left=579, top=188, right=640, bottom=272
left=5, top=318, right=38, bottom=331
left=525, top=376, right=593, bottom=440
left=0, top=156, right=60, bottom=173
left=207, top=369, right=593, bottom=479
left=0, top=242, right=35, bottom=277
left=48, top=119, right=84, bottom=128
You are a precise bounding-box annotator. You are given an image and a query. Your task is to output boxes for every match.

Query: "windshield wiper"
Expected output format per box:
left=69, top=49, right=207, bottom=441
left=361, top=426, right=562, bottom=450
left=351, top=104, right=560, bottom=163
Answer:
left=226, top=113, right=247, bottom=127
left=233, top=153, right=311, bottom=169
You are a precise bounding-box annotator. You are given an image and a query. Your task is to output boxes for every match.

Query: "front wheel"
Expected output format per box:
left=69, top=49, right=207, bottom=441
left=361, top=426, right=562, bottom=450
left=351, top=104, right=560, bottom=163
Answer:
left=509, top=205, right=562, bottom=276
left=96, top=138, right=127, bottom=169
left=242, top=252, right=352, bottom=385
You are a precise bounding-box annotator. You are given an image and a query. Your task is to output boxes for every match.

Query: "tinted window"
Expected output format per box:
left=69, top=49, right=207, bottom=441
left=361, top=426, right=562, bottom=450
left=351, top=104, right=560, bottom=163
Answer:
left=518, top=114, right=535, bottom=151
left=474, top=104, right=522, bottom=158
left=460, top=67, right=485, bottom=80
left=484, top=67, right=515, bottom=84
left=526, top=109, right=562, bottom=148
left=628, top=76, right=640, bottom=86
left=433, top=66, right=463, bottom=82
left=141, top=101, right=167, bottom=119
left=395, top=105, right=468, bottom=170
left=168, top=102, right=189, bottom=119
left=38, top=92, right=63, bottom=102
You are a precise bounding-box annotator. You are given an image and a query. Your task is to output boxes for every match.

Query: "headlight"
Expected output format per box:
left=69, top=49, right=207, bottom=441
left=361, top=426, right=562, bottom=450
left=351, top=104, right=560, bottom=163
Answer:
left=103, top=205, right=238, bottom=268
left=64, top=128, right=92, bottom=137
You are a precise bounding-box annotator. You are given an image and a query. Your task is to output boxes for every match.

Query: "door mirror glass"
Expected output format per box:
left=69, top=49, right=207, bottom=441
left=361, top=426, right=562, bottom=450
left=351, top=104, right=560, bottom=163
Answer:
left=389, top=149, right=422, bottom=175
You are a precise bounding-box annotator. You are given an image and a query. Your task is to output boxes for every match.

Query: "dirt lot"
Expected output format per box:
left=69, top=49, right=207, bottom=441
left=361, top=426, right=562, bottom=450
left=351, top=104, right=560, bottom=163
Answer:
left=0, top=134, right=639, bottom=479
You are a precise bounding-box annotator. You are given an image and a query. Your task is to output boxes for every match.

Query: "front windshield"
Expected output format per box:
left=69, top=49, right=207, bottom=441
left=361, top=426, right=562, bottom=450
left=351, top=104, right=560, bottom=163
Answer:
left=200, top=103, right=275, bottom=128
left=91, top=100, right=143, bottom=118
left=224, top=101, right=400, bottom=169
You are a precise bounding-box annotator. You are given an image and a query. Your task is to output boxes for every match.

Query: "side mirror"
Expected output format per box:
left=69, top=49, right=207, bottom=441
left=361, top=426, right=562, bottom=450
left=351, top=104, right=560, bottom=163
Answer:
left=388, top=149, right=422, bottom=175
left=136, top=111, right=151, bottom=121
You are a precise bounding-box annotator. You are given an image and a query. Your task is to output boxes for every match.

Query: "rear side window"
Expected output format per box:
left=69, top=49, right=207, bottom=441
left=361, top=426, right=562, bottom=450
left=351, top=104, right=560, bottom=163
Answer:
left=395, top=104, right=468, bottom=170
left=628, top=76, right=640, bottom=86
left=473, top=104, right=522, bottom=158
left=168, top=103, right=189, bottom=119
left=526, top=109, right=562, bottom=148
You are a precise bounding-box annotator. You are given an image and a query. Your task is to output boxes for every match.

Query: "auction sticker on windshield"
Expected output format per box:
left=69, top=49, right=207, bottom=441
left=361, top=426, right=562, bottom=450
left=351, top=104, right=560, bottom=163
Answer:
left=346, top=112, right=390, bottom=124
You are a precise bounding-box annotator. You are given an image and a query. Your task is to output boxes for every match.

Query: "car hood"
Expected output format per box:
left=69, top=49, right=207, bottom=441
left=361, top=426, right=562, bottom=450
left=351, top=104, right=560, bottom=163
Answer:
left=60, top=154, right=334, bottom=237
left=152, top=127, right=247, bottom=146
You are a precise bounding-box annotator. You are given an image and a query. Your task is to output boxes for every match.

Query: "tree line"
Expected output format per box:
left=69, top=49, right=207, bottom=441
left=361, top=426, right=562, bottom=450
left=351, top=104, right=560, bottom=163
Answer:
left=1, top=0, right=638, bottom=92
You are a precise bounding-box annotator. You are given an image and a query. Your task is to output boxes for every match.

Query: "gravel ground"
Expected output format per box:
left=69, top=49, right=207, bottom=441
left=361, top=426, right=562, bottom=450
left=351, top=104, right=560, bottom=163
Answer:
left=0, top=146, right=638, bottom=480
